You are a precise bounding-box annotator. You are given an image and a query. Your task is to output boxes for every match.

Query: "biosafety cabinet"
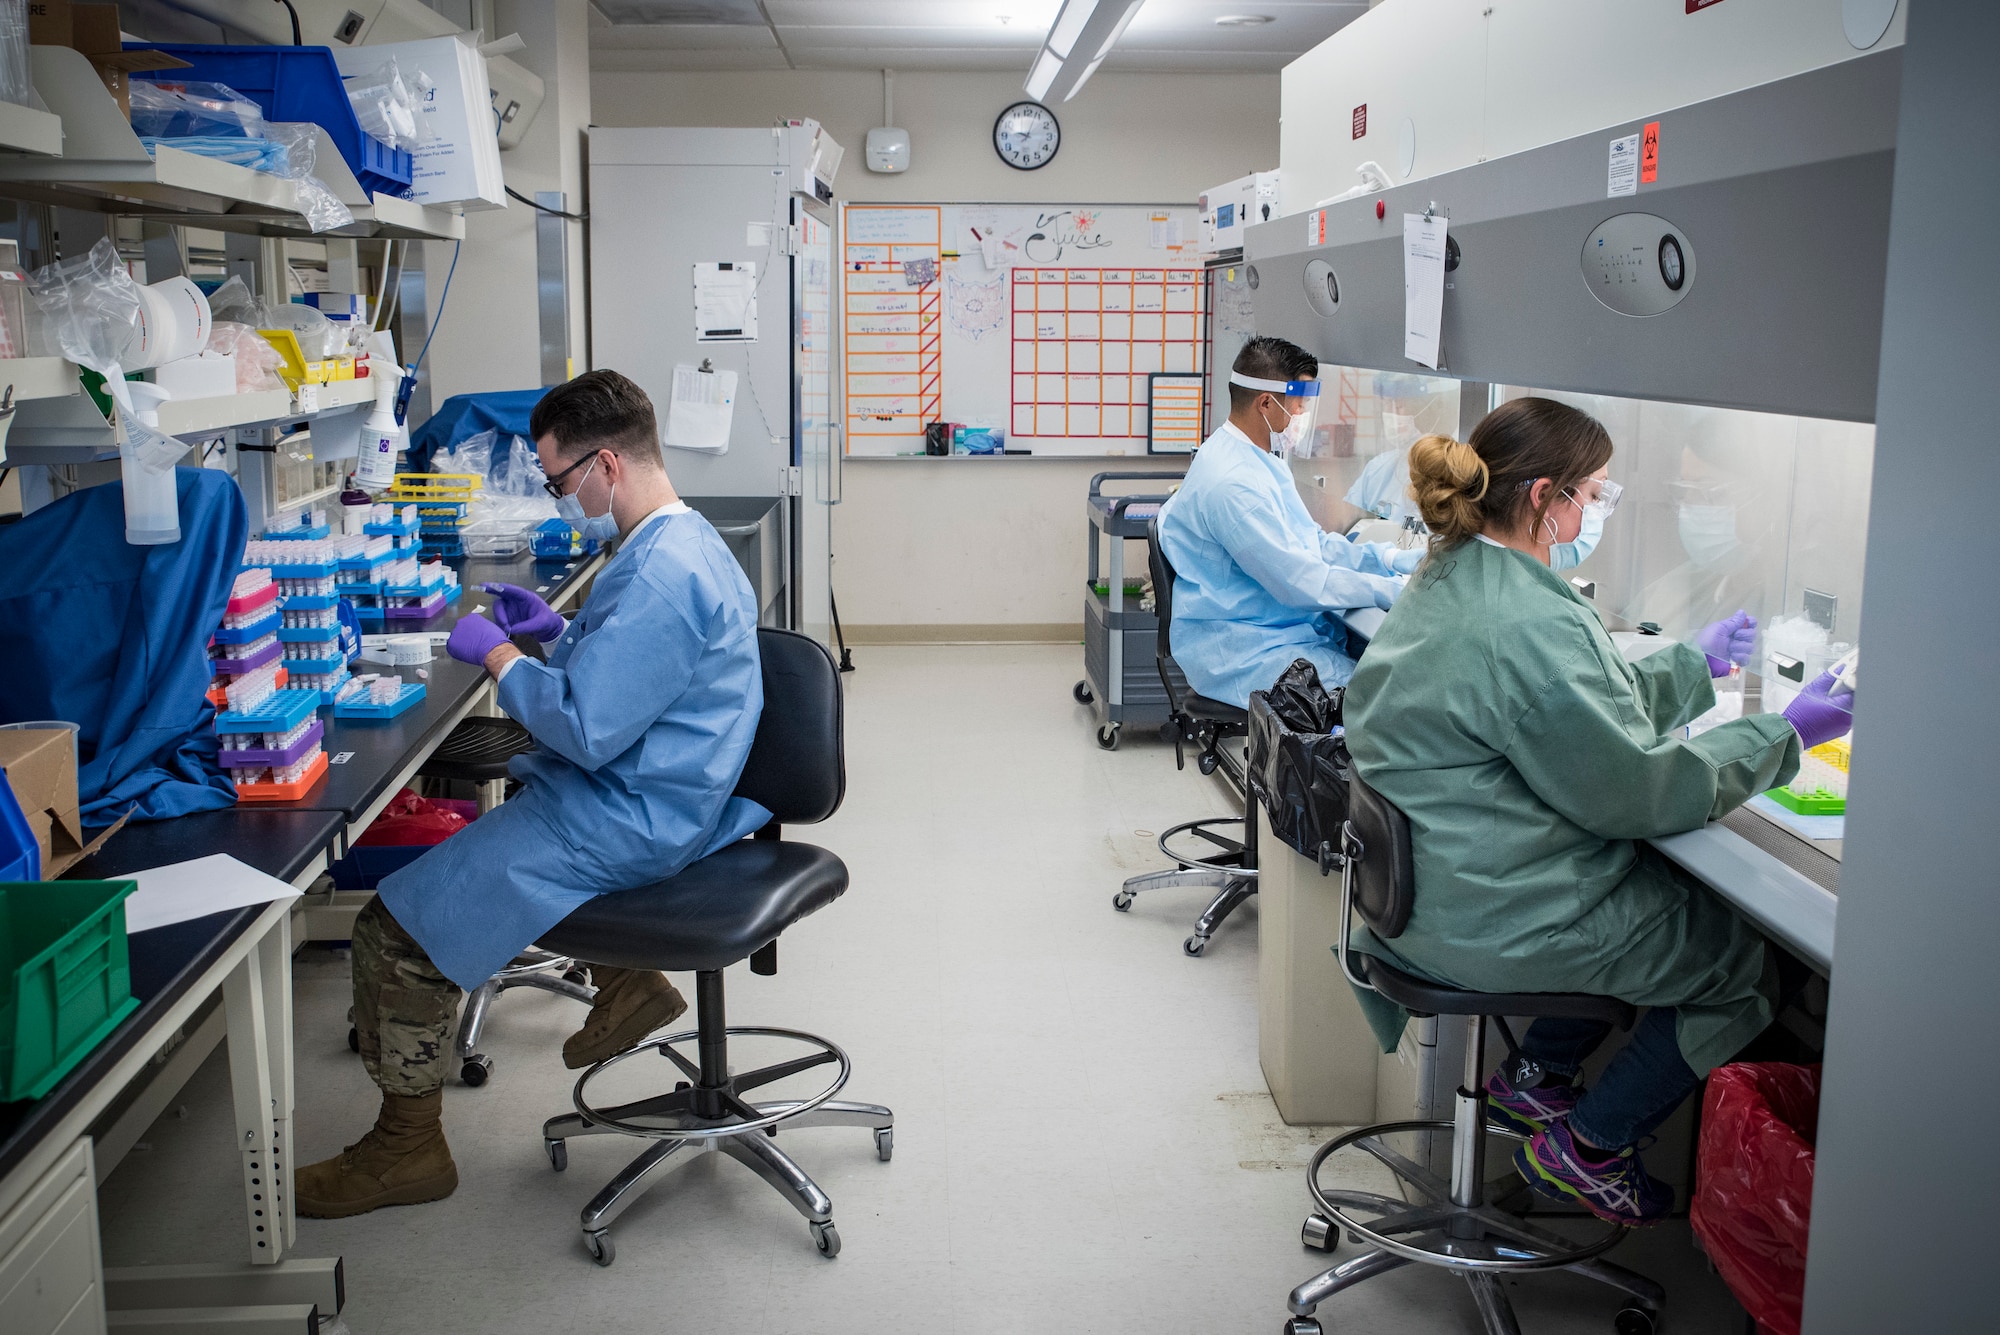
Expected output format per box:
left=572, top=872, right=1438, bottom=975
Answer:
left=586, top=124, right=842, bottom=647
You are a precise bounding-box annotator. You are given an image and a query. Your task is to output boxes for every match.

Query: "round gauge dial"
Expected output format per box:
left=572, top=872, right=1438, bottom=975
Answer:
left=993, top=102, right=1060, bottom=171
left=1659, top=234, right=1686, bottom=291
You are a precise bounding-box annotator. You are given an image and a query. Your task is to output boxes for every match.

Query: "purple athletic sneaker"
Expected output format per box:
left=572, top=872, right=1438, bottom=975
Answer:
left=1485, top=1069, right=1580, bottom=1136
left=1514, top=1121, right=1674, bottom=1226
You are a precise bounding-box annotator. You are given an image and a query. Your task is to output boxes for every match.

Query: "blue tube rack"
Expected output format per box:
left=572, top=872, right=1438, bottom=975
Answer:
left=280, top=593, right=340, bottom=612
left=335, top=680, right=426, bottom=720
left=278, top=624, right=340, bottom=644
left=211, top=612, right=281, bottom=645
left=216, top=689, right=321, bottom=736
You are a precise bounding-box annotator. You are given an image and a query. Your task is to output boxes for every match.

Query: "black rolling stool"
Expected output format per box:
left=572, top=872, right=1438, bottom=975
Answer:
left=1283, top=772, right=1665, bottom=1335
left=1111, top=518, right=1258, bottom=957
left=536, top=628, right=892, bottom=1267
left=418, top=714, right=596, bottom=1087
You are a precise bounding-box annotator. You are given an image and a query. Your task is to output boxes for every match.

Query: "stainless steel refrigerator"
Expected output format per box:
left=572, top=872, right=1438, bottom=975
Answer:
left=586, top=124, right=841, bottom=647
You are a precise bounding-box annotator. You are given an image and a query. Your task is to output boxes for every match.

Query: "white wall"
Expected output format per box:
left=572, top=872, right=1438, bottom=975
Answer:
left=420, top=0, right=592, bottom=404
left=1279, top=0, right=1906, bottom=213
left=590, top=68, right=1279, bottom=634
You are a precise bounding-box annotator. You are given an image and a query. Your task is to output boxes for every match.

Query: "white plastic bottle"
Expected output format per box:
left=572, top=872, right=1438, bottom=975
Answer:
left=353, top=330, right=403, bottom=490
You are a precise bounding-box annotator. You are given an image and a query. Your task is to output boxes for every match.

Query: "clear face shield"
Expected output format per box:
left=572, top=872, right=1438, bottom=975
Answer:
left=1230, top=370, right=1322, bottom=457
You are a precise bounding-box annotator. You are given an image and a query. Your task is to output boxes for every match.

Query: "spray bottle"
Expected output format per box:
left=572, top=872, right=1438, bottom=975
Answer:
left=354, top=329, right=404, bottom=491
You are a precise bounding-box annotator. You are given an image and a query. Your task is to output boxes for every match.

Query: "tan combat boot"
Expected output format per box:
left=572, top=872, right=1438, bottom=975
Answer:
left=296, top=1090, right=458, bottom=1219
left=563, top=968, right=689, bottom=1069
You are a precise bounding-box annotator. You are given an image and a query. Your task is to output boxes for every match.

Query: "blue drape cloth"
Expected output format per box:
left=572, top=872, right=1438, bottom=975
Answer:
left=406, top=388, right=549, bottom=473
left=0, top=468, right=246, bottom=827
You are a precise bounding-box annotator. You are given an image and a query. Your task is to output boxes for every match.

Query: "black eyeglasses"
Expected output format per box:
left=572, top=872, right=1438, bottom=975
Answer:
left=541, top=450, right=599, bottom=501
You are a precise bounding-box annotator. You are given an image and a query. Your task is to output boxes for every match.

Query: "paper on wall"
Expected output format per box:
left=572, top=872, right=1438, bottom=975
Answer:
left=123, top=853, right=303, bottom=934
left=664, top=362, right=738, bottom=454
left=1403, top=212, right=1448, bottom=370
left=693, top=263, right=759, bottom=342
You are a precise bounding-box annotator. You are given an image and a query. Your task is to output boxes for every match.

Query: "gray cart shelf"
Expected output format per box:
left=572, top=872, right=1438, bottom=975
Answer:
left=1078, top=472, right=1186, bottom=749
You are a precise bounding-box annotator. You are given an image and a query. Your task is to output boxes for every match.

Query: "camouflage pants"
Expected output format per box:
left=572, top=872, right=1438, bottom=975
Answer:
left=351, top=895, right=461, bottom=1096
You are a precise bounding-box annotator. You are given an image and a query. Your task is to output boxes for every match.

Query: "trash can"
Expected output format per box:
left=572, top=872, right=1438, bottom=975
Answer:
left=686, top=496, right=785, bottom=627
left=1690, top=1062, right=1822, bottom=1335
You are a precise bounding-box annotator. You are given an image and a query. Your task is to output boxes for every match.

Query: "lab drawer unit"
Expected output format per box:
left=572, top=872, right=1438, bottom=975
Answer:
left=1079, top=473, right=1185, bottom=750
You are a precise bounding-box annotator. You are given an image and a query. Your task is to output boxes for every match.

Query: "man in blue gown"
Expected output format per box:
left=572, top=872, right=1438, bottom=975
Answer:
left=1157, top=337, right=1421, bottom=707
left=299, top=371, right=767, bottom=1217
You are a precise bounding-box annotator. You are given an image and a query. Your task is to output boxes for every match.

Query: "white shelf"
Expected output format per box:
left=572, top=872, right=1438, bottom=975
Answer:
left=0, top=357, right=80, bottom=402
left=157, top=388, right=294, bottom=437
left=0, top=97, right=62, bottom=157
left=0, top=49, right=463, bottom=242
left=6, top=374, right=379, bottom=464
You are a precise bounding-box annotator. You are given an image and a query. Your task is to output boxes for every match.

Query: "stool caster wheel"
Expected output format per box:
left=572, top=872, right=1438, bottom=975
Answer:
left=875, top=1127, right=894, bottom=1162
left=460, top=1055, right=492, bottom=1087
left=1613, top=1307, right=1658, bottom=1335
left=346, top=1027, right=359, bottom=1053
left=562, top=966, right=590, bottom=988
left=1097, top=724, right=1120, bottom=750
left=584, top=1230, right=614, bottom=1267
left=812, top=1220, right=841, bottom=1258
left=1301, top=1213, right=1337, bottom=1252
left=1073, top=680, right=1094, bottom=705
left=546, top=1139, right=567, bottom=1172
left=1112, top=890, right=1135, bottom=912
left=1283, top=1318, right=1323, bottom=1335
left=1184, top=934, right=1209, bottom=957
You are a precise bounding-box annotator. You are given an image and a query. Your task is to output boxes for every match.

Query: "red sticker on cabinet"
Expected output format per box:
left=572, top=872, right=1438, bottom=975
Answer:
left=1641, top=121, right=1660, bottom=183
left=1352, top=104, right=1367, bottom=140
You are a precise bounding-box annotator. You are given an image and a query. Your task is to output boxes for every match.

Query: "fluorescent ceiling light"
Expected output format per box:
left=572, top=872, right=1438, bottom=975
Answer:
left=1025, top=0, right=1145, bottom=105
left=1214, top=14, right=1275, bottom=26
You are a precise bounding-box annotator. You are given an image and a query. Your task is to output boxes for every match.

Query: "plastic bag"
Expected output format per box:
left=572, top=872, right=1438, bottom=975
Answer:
left=1690, top=1063, right=1821, bottom=1335
left=0, top=0, right=30, bottom=110
left=207, top=322, right=288, bottom=393
left=352, top=788, right=470, bottom=847
left=343, top=56, right=427, bottom=152
left=260, top=122, right=354, bottom=235
left=1247, top=659, right=1353, bottom=869
left=434, top=428, right=558, bottom=525
left=128, top=80, right=266, bottom=139
left=26, top=237, right=143, bottom=378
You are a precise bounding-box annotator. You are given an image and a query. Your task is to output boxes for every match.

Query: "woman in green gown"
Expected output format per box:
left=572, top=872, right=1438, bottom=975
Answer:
left=1343, top=397, right=1852, bottom=1224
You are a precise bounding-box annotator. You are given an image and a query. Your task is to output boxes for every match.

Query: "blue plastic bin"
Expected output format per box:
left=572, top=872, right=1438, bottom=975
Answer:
left=124, top=44, right=414, bottom=197
left=0, top=778, right=39, bottom=882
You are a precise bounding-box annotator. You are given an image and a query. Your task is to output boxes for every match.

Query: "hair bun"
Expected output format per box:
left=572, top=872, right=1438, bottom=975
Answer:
left=1407, top=433, right=1490, bottom=546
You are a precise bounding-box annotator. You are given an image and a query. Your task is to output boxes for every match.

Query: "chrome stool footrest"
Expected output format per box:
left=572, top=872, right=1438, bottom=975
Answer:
left=1155, top=816, right=1259, bottom=880
left=568, top=1025, right=852, bottom=1141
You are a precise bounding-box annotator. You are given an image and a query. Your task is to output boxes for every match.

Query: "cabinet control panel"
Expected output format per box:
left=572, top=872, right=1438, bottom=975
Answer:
left=1580, top=212, right=1697, bottom=317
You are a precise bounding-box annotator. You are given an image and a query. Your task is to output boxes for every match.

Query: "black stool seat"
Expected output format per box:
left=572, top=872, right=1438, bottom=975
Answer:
left=1181, top=691, right=1246, bottom=723
left=538, top=840, right=848, bottom=973
left=1355, top=953, right=1636, bottom=1028
left=418, top=715, right=535, bottom=782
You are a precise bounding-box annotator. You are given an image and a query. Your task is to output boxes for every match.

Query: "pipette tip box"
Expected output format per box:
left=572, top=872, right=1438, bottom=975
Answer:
left=334, top=680, right=426, bottom=720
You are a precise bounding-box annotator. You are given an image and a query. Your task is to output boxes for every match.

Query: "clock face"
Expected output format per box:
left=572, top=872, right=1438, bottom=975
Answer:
left=994, top=102, right=1060, bottom=171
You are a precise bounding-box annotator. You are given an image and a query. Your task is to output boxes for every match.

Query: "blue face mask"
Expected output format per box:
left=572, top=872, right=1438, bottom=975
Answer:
left=1549, top=503, right=1605, bottom=572
left=555, top=458, right=620, bottom=543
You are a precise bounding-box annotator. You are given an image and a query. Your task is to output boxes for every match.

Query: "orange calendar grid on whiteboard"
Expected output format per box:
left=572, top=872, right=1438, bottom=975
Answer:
left=1010, top=267, right=1205, bottom=448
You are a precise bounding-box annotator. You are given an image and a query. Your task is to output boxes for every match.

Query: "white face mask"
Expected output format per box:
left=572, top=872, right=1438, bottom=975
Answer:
left=1678, top=503, right=1737, bottom=567
left=1261, top=399, right=1311, bottom=457
left=555, top=456, right=620, bottom=543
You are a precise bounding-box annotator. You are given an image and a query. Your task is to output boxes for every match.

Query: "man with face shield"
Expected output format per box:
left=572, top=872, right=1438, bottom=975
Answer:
left=1156, top=337, right=1421, bottom=707
left=297, top=370, right=769, bottom=1219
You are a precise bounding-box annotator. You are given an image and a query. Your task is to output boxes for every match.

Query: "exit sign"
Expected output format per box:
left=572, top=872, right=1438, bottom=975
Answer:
left=1352, top=104, right=1367, bottom=139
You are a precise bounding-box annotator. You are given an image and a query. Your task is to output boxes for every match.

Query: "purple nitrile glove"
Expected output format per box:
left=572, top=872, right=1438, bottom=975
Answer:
left=446, top=612, right=510, bottom=667
left=1694, top=610, right=1758, bottom=677
left=483, top=582, right=565, bottom=642
left=1782, top=669, right=1855, bottom=749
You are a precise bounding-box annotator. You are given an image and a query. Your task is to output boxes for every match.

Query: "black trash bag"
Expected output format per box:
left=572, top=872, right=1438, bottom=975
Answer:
left=1247, top=659, right=1353, bottom=873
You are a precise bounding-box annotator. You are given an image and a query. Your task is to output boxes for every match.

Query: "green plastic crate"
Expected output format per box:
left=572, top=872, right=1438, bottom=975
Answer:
left=0, top=880, right=140, bottom=1102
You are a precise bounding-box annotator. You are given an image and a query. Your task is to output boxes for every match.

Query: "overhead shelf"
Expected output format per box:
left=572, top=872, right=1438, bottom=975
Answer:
left=0, top=97, right=63, bottom=158
left=0, top=357, right=83, bottom=402
left=0, top=47, right=464, bottom=243
left=4, top=372, right=379, bottom=465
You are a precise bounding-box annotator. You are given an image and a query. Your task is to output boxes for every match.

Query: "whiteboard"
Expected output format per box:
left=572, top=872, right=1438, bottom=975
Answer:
left=841, top=203, right=1206, bottom=457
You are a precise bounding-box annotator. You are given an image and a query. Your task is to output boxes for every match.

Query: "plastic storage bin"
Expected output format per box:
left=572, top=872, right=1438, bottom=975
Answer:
left=1, top=879, right=142, bottom=1102
left=0, top=776, right=39, bottom=881
left=125, top=44, right=414, bottom=196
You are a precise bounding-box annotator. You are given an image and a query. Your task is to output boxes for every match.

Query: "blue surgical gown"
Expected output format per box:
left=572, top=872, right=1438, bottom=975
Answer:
left=1157, top=423, right=1415, bottom=707
left=378, top=508, right=770, bottom=989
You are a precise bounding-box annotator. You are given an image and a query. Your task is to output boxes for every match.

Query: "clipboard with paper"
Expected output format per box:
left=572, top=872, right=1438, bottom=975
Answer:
left=663, top=359, right=738, bottom=455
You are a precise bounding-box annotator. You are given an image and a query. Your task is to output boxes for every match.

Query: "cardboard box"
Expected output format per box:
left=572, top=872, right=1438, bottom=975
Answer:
left=0, top=728, right=122, bottom=879
left=29, top=2, right=189, bottom=116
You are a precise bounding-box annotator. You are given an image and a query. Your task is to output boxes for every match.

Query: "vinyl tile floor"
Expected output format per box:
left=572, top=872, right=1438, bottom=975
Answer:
left=97, top=644, right=1751, bottom=1335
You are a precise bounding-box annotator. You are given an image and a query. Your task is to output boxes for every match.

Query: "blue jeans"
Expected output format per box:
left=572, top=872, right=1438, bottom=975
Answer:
left=1519, top=1008, right=1699, bottom=1151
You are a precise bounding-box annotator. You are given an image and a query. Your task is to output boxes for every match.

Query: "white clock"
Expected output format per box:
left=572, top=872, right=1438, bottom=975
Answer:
left=994, top=102, right=1060, bottom=171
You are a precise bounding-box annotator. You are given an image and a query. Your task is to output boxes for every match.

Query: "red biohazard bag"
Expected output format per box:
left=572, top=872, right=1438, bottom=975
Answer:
left=1690, top=1062, right=1821, bottom=1335
left=353, top=788, right=472, bottom=847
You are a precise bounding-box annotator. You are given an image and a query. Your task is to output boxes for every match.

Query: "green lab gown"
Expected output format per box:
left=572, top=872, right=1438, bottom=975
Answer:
left=1342, top=537, right=1801, bottom=1075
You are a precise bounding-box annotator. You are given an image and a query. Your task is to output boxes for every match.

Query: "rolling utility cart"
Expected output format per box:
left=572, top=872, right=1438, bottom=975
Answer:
left=1078, top=472, right=1185, bottom=750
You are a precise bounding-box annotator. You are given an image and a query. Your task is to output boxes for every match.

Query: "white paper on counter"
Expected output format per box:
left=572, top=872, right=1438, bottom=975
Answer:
left=663, top=363, right=738, bottom=454
left=123, top=853, right=302, bottom=934
left=1403, top=212, right=1448, bottom=369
